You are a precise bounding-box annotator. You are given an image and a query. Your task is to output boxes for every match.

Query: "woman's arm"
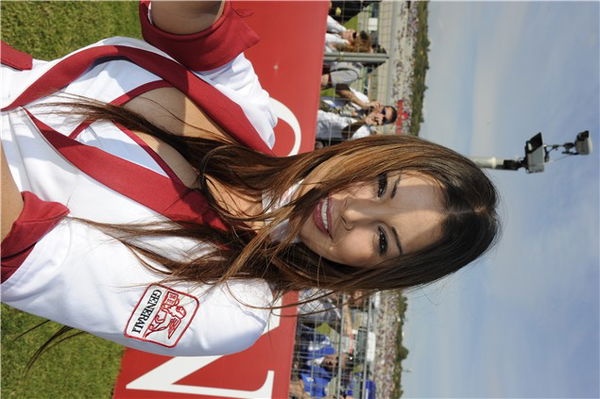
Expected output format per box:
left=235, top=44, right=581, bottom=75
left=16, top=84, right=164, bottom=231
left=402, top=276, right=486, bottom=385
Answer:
left=335, top=84, right=381, bottom=110
left=150, top=0, right=224, bottom=35
left=1, top=144, right=23, bottom=241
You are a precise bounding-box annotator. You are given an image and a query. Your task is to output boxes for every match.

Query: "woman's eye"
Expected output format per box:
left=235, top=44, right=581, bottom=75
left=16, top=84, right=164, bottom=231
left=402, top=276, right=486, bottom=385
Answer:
left=378, top=226, right=388, bottom=256
left=377, top=173, right=388, bottom=197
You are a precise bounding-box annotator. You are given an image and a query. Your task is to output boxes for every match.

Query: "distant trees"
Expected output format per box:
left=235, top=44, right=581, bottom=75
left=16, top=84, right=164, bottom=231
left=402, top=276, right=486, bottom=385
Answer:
left=409, top=1, right=430, bottom=136
left=392, top=291, right=410, bottom=397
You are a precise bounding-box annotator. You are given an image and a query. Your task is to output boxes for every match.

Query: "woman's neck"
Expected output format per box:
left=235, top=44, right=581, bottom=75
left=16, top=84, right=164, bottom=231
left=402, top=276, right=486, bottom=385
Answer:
left=207, top=179, right=265, bottom=230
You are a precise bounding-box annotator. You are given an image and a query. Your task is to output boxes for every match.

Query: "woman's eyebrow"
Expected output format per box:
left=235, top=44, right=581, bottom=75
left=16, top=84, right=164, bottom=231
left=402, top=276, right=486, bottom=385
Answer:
left=390, top=175, right=402, bottom=254
left=392, top=226, right=403, bottom=255
left=391, top=175, right=400, bottom=198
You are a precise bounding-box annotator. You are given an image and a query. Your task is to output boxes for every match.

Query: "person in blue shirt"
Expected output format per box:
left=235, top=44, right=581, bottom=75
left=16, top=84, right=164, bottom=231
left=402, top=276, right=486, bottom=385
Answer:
left=290, top=326, right=352, bottom=398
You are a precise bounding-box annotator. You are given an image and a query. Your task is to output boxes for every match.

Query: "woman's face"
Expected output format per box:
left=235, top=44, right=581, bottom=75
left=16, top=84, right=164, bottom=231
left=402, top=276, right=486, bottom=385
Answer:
left=298, top=169, right=446, bottom=267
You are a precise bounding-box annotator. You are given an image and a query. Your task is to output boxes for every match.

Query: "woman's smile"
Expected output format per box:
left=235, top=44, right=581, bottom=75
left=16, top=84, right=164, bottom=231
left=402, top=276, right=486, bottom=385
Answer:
left=312, top=196, right=333, bottom=238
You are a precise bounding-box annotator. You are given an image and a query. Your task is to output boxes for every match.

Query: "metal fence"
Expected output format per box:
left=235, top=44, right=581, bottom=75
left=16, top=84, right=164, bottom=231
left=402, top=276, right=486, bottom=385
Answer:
left=288, top=290, right=380, bottom=399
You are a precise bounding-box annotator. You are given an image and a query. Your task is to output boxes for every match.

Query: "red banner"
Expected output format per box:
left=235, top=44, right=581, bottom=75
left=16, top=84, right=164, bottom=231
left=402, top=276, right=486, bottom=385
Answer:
left=114, top=2, right=327, bottom=398
left=113, top=293, right=299, bottom=399
left=243, top=0, right=327, bottom=155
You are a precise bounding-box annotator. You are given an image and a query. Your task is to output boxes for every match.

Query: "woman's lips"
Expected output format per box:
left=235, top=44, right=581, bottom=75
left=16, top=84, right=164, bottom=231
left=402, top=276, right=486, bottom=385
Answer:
left=313, top=196, right=332, bottom=238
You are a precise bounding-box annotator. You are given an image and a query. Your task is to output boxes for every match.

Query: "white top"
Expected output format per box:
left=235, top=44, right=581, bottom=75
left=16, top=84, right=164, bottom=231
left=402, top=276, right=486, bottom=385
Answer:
left=326, top=15, right=347, bottom=34
left=1, top=35, right=277, bottom=356
left=321, top=87, right=368, bottom=116
left=325, top=15, right=348, bottom=53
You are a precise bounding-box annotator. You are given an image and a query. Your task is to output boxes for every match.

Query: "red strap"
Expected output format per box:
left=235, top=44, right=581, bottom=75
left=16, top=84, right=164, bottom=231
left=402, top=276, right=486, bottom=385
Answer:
left=1, top=41, right=33, bottom=71
left=139, top=0, right=259, bottom=71
left=1, top=44, right=273, bottom=155
left=25, top=111, right=227, bottom=232
left=1, top=192, right=69, bottom=283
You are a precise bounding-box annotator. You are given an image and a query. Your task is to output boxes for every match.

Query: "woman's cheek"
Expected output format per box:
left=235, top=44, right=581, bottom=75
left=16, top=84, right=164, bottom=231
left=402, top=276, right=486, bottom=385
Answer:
left=333, top=235, right=374, bottom=267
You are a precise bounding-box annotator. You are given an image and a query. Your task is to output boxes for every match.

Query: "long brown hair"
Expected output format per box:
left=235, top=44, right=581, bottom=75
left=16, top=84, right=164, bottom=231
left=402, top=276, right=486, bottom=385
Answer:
left=61, top=101, right=500, bottom=298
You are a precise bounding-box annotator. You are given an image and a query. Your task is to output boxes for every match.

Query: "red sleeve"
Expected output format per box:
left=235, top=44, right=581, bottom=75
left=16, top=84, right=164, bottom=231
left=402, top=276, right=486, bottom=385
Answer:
left=1, top=192, right=69, bottom=283
left=139, top=0, right=260, bottom=71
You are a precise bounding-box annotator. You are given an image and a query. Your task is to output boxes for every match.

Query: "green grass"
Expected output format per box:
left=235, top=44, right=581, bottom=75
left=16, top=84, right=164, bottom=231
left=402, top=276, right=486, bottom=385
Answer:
left=1, top=1, right=141, bottom=59
left=1, top=2, right=140, bottom=396
left=1, top=305, right=124, bottom=399
left=391, top=293, right=409, bottom=398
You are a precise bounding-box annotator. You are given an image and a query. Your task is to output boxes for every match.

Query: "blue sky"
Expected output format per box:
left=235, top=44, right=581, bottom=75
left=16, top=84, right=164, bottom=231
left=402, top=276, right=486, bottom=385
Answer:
left=403, top=2, right=599, bottom=398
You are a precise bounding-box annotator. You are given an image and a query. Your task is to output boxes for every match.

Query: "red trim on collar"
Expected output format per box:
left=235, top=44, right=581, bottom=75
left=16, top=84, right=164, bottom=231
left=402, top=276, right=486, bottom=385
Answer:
left=139, top=0, right=259, bottom=71
left=110, top=81, right=182, bottom=183
left=69, top=81, right=186, bottom=186
left=111, top=79, right=172, bottom=107
left=26, top=110, right=227, bottom=231
left=2, top=44, right=273, bottom=155
left=114, top=123, right=184, bottom=185
left=68, top=80, right=171, bottom=139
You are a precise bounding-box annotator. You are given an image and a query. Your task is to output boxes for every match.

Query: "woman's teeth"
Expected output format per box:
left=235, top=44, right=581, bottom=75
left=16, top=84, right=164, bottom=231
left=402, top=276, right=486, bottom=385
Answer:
left=321, top=198, right=329, bottom=231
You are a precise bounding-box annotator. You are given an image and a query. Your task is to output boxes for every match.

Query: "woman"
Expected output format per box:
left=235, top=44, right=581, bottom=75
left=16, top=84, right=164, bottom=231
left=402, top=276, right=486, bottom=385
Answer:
left=325, top=29, right=373, bottom=54
left=1, top=1, right=499, bottom=357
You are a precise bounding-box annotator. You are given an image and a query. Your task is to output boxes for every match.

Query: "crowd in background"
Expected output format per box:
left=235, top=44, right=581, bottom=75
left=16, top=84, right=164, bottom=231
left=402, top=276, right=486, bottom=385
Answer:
left=316, top=3, right=405, bottom=148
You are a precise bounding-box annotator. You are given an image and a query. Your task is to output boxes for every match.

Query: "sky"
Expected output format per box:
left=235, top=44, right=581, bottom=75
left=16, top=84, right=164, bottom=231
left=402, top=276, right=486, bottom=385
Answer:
left=402, top=2, right=599, bottom=398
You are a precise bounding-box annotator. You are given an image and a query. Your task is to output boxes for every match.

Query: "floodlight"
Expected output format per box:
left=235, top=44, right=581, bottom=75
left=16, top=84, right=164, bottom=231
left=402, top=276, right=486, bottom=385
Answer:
left=470, top=130, right=592, bottom=173
left=575, top=131, right=592, bottom=155
left=524, top=133, right=545, bottom=173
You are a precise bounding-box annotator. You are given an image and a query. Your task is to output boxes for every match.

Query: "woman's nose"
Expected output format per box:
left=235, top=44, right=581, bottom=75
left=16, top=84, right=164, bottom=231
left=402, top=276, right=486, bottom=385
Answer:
left=341, top=197, right=385, bottom=228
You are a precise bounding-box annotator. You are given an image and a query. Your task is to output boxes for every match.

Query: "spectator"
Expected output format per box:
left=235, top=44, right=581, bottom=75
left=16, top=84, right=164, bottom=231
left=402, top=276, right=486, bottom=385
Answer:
left=298, top=289, right=342, bottom=326
left=322, top=17, right=373, bottom=89
left=316, top=105, right=398, bottom=144
left=321, top=86, right=381, bottom=114
left=298, top=290, right=354, bottom=338
left=326, top=30, right=372, bottom=53
left=291, top=327, right=353, bottom=398
left=324, top=15, right=372, bottom=54
left=321, top=61, right=362, bottom=89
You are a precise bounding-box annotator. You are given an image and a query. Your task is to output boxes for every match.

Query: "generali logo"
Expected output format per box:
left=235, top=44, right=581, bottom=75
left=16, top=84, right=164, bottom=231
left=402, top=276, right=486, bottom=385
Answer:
left=125, top=284, right=199, bottom=347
